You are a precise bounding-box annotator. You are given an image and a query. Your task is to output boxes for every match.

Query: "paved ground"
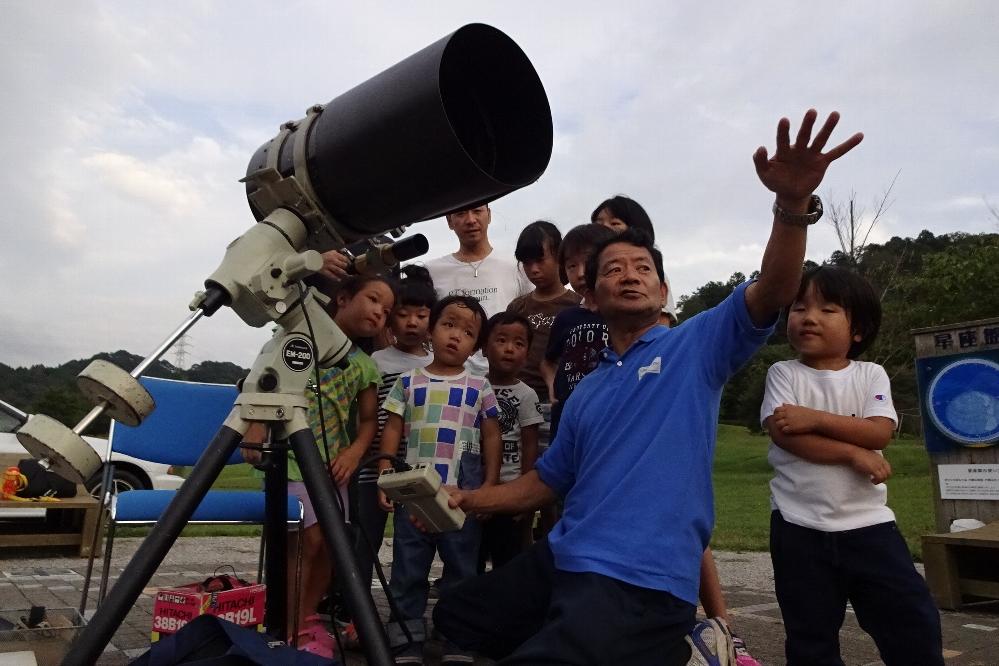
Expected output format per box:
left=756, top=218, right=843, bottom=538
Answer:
left=0, top=537, right=996, bottom=664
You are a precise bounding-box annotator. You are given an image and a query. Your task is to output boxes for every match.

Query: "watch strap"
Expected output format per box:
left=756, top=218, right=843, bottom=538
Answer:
left=772, top=194, right=823, bottom=226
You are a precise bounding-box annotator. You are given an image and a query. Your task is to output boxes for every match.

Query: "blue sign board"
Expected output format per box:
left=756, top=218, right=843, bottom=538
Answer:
left=916, top=348, right=999, bottom=453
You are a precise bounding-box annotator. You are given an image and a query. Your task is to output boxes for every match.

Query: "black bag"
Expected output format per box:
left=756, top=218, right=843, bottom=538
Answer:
left=130, top=614, right=335, bottom=665
left=17, top=458, right=78, bottom=498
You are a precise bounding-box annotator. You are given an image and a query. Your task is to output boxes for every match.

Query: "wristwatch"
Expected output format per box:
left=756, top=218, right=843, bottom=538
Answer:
left=772, top=194, right=823, bottom=226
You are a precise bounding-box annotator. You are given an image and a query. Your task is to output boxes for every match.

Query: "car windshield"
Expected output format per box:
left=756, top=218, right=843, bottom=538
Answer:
left=0, top=401, right=27, bottom=433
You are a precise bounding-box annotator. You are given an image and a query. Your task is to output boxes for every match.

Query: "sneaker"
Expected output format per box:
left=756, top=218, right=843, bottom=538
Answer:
left=393, top=641, right=424, bottom=665
left=731, top=633, right=761, bottom=666
left=441, top=639, right=475, bottom=665
left=685, top=617, right=736, bottom=666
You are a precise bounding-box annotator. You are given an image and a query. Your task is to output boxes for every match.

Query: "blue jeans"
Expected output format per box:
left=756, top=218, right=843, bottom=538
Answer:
left=387, top=505, right=481, bottom=647
left=770, top=511, right=943, bottom=666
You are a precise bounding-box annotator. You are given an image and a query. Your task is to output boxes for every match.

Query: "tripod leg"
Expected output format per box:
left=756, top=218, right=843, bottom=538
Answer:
left=263, top=446, right=288, bottom=638
left=290, top=428, right=393, bottom=666
left=63, top=424, right=244, bottom=666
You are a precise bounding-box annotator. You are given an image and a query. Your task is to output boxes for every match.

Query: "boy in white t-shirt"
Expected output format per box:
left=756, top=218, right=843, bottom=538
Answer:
left=479, top=311, right=543, bottom=572
left=761, top=266, right=942, bottom=665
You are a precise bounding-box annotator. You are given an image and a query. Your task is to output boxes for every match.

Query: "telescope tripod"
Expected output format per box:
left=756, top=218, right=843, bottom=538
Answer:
left=63, top=289, right=394, bottom=666
left=69, top=407, right=391, bottom=666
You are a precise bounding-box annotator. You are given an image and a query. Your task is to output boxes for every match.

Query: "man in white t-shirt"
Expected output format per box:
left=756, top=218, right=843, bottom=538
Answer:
left=424, top=204, right=530, bottom=373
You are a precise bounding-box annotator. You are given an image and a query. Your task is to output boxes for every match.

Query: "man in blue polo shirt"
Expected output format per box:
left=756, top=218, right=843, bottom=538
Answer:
left=431, top=110, right=864, bottom=665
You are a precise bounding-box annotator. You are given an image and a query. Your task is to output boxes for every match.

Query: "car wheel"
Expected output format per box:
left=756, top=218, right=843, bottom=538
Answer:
left=87, top=468, right=147, bottom=498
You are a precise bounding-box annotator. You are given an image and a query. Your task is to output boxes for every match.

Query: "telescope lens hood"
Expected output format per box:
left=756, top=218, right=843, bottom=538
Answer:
left=246, top=23, right=552, bottom=243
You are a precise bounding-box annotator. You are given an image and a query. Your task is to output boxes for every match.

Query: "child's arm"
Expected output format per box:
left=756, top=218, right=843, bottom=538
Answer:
left=376, top=413, right=404, bottom=511
left=240, top=421, right=269, bottom=465
left=699, top=548, right=728, bottom=621
left=539, top=359, right=557, bottom=404
left=520, top=424, right=539, bottom=477
left=330, top=384, right=378, bottom=486
left=765, top=416, right=892, bottom=484
left=772, top=403, right=894, bottom=450
left=480, top=416, right=502, bottom=487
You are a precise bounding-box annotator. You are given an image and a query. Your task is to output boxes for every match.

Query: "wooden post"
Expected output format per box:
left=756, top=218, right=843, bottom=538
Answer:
left=914, top=317, right=999, bottom=608
left=912, top=317, right=999, bottom=532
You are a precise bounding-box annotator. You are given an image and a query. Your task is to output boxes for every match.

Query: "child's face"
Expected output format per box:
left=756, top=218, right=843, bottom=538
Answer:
left=563, top=250, right=591, bottom=296
left=593, top=209, right=628, bottom=233
left=336, top=281, right=394, bottom=339
left=431, top=303, right=482, bottom=367
left=390, top=305, right=431, bottom=349
left=522, top=245, right=561, bottom=291
left=787, top=283, right=860, bottom=365
left=485, top=322, right=530, bottom=377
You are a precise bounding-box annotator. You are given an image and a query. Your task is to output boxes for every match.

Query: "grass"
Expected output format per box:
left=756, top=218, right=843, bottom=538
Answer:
left=121, top=426, right=936, bottom=560
left=712, top=424, right=935, bottom=559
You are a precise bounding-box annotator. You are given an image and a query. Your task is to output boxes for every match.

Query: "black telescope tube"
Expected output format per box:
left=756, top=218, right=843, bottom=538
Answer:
left=246, top=23, right=553, bottom=242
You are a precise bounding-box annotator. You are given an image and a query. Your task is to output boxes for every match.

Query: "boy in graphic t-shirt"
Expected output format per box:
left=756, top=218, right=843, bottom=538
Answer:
left=540, top=224, right=616, bottom=437
left=479, top=312, right=544, bottom=572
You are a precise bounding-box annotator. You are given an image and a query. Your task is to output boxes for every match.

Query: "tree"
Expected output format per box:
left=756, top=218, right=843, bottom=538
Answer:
left=677, top=272, right=747, bottom=322
left=825, top=171, right=899, bottom=266
left=986, top=197, right=999, bottom=229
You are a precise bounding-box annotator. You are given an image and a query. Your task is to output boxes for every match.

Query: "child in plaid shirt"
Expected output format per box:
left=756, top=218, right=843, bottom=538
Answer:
left=378, top=295, right=501, bottom=665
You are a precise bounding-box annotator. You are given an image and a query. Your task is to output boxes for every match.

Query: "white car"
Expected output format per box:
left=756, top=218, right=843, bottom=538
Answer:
left=0, top=397, right=184, bottom=498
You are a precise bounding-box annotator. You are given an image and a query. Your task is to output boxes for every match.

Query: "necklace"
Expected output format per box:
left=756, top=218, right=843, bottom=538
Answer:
left=454, top=249, right=489, bottom=277
left=464, top=258, right=486, bottom=277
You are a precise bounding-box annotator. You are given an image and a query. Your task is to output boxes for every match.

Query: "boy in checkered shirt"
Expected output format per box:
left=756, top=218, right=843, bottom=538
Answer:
left=377, top=295, right=501, bottom=665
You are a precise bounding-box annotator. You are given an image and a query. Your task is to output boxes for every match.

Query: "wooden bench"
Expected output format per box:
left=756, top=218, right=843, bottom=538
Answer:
left=921, top=521, right=999, bottom=609
left=0, top=454, right=104, bottom=557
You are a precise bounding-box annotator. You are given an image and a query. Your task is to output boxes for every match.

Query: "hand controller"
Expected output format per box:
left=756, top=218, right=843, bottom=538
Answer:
left=377, top=464, right=465, bottom=533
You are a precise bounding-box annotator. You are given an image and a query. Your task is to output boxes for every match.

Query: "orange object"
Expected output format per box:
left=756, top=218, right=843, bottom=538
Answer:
left=2, top=465, right=29, bottom=501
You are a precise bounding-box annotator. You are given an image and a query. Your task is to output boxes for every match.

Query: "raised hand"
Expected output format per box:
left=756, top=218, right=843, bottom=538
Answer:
left=753, top=110, right=863, bottom=210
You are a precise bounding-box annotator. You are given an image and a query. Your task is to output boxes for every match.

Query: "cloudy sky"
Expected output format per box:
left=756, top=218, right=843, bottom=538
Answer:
left=2, top=1, right=997, bottom=370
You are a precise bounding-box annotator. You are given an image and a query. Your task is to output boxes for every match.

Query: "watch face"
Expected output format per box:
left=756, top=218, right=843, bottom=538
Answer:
left=809, top=195, right=823, bottom=220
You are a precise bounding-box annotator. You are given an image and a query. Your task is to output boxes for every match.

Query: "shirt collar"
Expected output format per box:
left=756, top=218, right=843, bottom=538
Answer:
left=599, top=324, right=669, bottom=363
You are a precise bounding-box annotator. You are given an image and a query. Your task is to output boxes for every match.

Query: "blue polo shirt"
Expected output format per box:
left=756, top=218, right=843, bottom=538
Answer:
left=535, top=282, right=774, bottom=604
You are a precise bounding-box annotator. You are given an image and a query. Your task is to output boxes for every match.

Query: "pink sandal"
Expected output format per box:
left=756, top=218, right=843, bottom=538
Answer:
left=294, top=615, right=335, bottom=659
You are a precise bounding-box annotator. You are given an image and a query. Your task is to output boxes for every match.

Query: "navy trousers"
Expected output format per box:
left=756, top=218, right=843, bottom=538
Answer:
left=770, top=511, right=944, bottom=666
left=434, top=537, right=694, bottom=665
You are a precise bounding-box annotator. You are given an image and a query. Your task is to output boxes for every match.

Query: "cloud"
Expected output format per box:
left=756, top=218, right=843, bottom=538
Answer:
left=82, top=152, right=201, bottom=215
left=2, top=1, right=998, bottom=370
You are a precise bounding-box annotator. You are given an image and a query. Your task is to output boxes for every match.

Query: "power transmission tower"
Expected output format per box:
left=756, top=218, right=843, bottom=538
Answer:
left=174, top=334, right=192, bottom=370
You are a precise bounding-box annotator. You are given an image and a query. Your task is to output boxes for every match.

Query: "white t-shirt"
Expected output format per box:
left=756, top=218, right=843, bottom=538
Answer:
left=492, top=381, right=544, bottom=483
left=424, top=251, right=531, bottom=374
left=760, top=359, right=898, bottom=532
left=360, top=346, right=433, bottom=483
